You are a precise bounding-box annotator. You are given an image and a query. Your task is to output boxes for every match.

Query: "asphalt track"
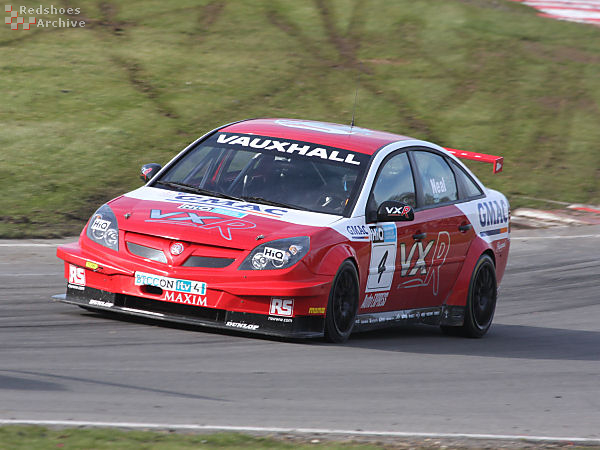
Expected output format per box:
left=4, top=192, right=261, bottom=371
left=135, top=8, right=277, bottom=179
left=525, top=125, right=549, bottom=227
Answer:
left=1, top=226, right=599, bottom=442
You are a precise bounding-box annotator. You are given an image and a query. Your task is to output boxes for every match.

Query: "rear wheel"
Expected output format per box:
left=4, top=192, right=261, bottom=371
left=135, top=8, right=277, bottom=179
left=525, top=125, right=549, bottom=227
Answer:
left=324, top=261, right=359, bottom=343
left=442, top=254, right=497, bottom=338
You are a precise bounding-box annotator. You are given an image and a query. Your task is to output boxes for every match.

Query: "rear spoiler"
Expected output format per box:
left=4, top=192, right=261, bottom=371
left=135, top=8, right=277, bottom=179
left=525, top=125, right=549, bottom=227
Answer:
left=445, top=148, right=504, bottom=173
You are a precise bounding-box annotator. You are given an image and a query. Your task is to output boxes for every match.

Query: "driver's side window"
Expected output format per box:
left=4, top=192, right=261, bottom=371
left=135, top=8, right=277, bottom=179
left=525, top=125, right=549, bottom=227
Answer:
left=370, top=152, right=416, bottom=212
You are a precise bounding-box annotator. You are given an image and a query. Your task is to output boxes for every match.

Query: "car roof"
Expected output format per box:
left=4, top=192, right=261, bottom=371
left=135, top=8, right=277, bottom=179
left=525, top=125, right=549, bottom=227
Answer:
left=219, top=118, right=414, bottom=156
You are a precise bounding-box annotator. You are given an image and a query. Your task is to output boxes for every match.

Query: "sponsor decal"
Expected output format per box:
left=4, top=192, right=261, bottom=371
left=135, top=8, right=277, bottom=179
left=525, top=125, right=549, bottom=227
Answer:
left=361, top=291, right=389, bottom=309
left=215, top=133, right=363, bottom=166
left=68, top=264, right=85, bottom=286
left=366, top=223, right=397, bottom=293
left=308, top=307, right=326, bottom=314
left=166, top=194, right=286, bottom=219
left=263, top=247, right=286, bottom=263
left=400, top=240, right=434, bottom=277
left=385, top=205, right=412, bottom=218
left=429, top=177, right=447, bottom=194
left=169, top=242, right=185, bottom=256
left=355, top=308, right=441, bottom=325
left=85, top=261, right=99, bottom=270
left=268, top=316, right=293, bottom=323
left=89, top=299, right=113, bottom=307
left=455, top=196, right=509, bottom=241
left=225, top=321, right=259, bottom=330
left=178, top=203, right=248, bottom=218
left=369, top=224, right=396, bottom=243
left=477, top=200, right=509, bottom=230
left=269, top=298, right=294, bottom=317
left=398, top=231, right=450, bottom=296
left=346, top=225, right=369, bottom=241
left=146, top=209, right=256, bottom=241
left=496, top=240, right=507, bottom=251
left=90, top=216, right=111, bottom=233
left=480, top=227, right=508, bottom=237
left=164, top=291, right=207, bottom=307
left=135, top=271, right=206, bottom=295
left=67, top=283, right=84, bottom=291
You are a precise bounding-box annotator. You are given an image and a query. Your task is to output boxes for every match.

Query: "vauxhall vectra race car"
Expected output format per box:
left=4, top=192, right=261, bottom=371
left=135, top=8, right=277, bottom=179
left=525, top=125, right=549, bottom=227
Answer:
left=55, top=118, right=510, bottom=342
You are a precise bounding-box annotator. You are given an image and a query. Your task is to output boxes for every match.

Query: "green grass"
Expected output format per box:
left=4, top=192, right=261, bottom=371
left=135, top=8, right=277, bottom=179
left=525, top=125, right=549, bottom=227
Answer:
left=0, top=426, right=382, bottom=449
left=2, top=0, right=600, bottom=237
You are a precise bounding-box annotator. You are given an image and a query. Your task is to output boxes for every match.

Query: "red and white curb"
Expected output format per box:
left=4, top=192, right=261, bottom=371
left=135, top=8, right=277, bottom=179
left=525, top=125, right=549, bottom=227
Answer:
left=512, top=208, right=586, bottom=227
left=512, top=204, right=600, bottom=228
left=568, top=203, right=600, bottom=214
left=0, top=420, right=599, bottom=445
left=510, top=0, right=600, bottom=26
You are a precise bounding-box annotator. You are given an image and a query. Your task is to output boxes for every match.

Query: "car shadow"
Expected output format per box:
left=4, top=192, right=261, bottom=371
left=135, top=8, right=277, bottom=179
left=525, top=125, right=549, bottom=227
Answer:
left=74, top=308, right=301, bottom=344
left=342, top=323, right=600, bottom=362
left=74, top=309, right=600, bottom=361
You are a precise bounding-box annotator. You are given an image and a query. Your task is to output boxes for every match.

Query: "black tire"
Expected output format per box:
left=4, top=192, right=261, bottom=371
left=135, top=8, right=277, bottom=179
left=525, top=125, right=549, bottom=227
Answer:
left=442, top=254, right=497, bottom=338
left=324, top=260, right=359, bottom=343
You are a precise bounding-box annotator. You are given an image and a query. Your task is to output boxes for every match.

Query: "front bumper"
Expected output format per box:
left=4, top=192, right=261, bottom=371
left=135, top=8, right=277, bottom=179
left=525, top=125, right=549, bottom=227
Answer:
left=56, top=240, right=331, bottom=338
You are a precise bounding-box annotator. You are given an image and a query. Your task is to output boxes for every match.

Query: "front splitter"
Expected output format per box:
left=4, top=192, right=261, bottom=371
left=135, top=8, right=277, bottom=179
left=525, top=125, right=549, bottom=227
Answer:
left=52, top=286, right=325, bottom=340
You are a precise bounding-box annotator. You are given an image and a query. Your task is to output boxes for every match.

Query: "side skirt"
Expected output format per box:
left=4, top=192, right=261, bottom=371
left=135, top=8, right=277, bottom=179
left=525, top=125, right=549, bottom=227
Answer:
left=354, top=305, right=465, bottom=332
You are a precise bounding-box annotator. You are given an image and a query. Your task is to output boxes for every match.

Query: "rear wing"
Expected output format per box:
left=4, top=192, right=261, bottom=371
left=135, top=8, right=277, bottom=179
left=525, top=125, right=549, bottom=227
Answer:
left=445, top=148, right=504, bottom=173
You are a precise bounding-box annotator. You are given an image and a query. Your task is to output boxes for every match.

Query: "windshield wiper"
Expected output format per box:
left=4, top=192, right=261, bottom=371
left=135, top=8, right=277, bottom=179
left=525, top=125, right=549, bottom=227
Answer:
left=240, top=196, right=308, bottom=211
left=154, top=181, right=243, bottom=202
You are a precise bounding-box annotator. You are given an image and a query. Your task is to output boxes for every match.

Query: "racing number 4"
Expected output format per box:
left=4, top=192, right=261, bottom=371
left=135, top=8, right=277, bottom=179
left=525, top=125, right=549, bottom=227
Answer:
left=377, top=250, right=388, bottom=283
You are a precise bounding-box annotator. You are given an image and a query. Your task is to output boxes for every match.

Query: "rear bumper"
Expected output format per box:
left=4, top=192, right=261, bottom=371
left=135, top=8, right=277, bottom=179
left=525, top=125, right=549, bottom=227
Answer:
left=54, top=285, right=325, bottom=339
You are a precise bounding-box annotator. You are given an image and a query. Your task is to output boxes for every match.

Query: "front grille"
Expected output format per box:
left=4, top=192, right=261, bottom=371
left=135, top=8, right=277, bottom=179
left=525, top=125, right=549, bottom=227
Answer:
left=183, top=256, right=235, bottom=268
left=116, top=294, right=226, bottom=322
left=127, top=242, right=167, bottom=263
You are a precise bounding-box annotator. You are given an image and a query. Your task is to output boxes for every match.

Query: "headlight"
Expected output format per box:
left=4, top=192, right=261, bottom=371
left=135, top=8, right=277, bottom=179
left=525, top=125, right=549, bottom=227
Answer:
left=86, top=204, right=119, bottom=252
left=239, top=237, right=310, bottom=270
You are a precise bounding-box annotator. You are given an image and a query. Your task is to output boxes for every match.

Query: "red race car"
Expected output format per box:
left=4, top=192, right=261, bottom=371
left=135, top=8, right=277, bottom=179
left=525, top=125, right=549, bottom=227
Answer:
left=55, top=118, right=509, bottom=342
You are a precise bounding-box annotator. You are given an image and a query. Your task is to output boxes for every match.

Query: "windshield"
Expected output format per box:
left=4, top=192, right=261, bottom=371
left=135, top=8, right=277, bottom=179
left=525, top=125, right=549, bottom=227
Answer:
left=154, top=132, right=369, bottom=215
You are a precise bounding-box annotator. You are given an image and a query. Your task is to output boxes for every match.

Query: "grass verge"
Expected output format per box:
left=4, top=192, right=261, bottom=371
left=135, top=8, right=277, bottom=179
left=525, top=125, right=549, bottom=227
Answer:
left=0, top=426, right=378, bottom=449
left=1, top=426, right=595, bottom=449
left=2, top=0, right=599, bottom=237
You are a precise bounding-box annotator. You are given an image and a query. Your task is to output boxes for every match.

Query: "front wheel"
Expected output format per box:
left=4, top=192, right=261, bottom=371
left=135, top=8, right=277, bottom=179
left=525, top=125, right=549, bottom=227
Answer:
left=442, top=254, right=497, bottom=338
left=324, top=261, right=359, bottom=343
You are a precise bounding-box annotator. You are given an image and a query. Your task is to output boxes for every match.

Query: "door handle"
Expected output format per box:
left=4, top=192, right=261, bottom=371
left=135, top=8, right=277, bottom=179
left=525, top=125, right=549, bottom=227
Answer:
left=458, top=223, right=473, bottom=232
left=412, top=232, right=426, bottom=241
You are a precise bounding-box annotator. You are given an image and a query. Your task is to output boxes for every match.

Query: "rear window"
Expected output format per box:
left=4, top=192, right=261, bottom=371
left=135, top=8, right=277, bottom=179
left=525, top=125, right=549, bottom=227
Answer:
left=413, top=151, right=458, bottom=206
left=449, top=159, right=483, bottom=199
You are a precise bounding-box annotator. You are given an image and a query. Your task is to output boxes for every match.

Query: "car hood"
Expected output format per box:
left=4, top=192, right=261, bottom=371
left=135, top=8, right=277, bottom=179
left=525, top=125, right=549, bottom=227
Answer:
left=107, top=187, right=341, bottom=251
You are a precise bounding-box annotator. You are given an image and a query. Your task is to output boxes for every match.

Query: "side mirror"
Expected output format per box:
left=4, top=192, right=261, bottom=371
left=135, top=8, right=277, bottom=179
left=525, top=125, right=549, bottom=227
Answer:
left=140, top=163, right=162, bottom=183
left=377, top=201, right=414, bottom=222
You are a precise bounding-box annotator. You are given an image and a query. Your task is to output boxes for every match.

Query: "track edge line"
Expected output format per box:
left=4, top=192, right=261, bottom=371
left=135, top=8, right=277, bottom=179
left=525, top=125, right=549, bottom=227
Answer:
left=0, top=420, right=598, bottom=444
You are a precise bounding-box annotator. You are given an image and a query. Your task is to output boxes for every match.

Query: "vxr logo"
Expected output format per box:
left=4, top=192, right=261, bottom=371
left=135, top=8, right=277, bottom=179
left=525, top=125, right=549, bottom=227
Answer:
left=146, top=210, right=255, bottom=240
left=399, top=231, right=450, bottom=296
left=386, top=206, right=411, bottom=216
